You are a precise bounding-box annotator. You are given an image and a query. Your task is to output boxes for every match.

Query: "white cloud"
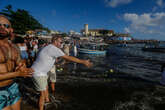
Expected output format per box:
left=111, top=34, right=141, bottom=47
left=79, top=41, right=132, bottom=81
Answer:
left=123, top=12, right=165, bottom=35
left=104, top=0, right=133, bottom=7
left=156, top=0, right=164, bottom=8
left=124, top=27, right=130, bottom=33
left=153, top=0, right=165, bottom=11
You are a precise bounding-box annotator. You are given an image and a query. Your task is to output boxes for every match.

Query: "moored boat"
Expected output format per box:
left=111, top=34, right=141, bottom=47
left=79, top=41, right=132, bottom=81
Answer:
left=78, top=42, right=108, bottom=55
left=141, top=42, right=165, bottom=53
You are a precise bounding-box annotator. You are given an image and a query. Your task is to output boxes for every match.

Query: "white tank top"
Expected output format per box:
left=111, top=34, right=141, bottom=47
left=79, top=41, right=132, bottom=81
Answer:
left=19, top=46, right=27, bottom=51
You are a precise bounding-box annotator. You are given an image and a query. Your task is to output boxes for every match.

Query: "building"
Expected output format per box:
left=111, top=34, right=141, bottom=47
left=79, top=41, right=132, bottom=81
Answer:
left=69, top=30, right=81, bottom=36
left=81, top=28, right=114, bottom=37
left=81, top=24, right=114, bottom=37
left=50, top=30, right=61, bottom=35
left=84, top=24, right=88, bottom=36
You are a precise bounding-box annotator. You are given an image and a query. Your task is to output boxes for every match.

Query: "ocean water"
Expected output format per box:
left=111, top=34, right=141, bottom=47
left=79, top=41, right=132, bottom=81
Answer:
left=22, top=43, right=165, bottom=110
left=76, top=43, right=165, bottom=83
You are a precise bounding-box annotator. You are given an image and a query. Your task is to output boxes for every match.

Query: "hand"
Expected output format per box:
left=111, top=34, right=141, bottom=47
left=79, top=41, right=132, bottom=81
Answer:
left=83, top=59, right=93, bottom=68
left=15, top=61, right=26, bottom=71
left=16, top=68, right=34, bottom=77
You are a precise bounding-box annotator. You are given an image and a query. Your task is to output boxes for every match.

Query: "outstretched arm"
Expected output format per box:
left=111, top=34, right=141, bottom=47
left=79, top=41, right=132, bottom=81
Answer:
left=61, top=55, right=93, bottom=68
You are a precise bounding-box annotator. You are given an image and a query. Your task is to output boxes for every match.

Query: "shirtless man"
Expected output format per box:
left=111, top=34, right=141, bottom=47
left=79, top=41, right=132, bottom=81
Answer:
left=0, top=15, right=33, bottom=110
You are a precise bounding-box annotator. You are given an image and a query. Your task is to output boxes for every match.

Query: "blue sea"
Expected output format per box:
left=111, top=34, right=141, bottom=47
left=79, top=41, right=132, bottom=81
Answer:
left=76, top=43, right=165, bottom=83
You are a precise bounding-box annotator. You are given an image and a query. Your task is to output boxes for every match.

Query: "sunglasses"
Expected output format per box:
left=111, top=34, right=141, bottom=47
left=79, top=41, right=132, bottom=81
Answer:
left=0, top=23, right=11, bottom=28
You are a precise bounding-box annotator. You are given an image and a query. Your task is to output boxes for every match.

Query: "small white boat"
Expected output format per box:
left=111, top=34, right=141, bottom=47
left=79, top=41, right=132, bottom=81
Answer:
left=78, top=43, right=108, bottom=55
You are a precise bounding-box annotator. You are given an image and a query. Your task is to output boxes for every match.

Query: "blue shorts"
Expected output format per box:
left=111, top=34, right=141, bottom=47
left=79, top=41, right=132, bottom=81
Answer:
left=21, top=51, right=28, bottom=59
left=30, top=51, right=35, bottom=57
left=0, top=83, right=21, bottom=109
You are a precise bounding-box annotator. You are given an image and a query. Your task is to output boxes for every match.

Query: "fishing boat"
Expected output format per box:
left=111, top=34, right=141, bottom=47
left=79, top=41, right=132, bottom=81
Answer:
left=78, top=42, right=108, bottom=55
left=141, top=42, right=165, bottom=53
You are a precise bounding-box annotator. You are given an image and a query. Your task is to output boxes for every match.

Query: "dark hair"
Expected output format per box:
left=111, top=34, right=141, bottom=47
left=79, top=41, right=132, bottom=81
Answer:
left=13, top=36, right=24, bottom=43
left=161, top=63, right=165, bottom=72
left=65, top=41, right=69, bottom=44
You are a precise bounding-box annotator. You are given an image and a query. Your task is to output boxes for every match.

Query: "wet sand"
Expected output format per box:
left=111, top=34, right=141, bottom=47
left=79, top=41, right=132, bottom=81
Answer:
left=21, top=72, right=165, bottom=110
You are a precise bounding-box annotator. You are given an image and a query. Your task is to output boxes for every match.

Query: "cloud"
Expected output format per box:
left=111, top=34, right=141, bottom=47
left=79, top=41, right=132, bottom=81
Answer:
left=124, top=27, right=130, bottom=33
left=153, top=0, right=165, bottom=11
left=156, top=0, right=165, bottom=8
left=104, top=0, right=133, bottom=7
left=123, top=12, right=165, bottom=35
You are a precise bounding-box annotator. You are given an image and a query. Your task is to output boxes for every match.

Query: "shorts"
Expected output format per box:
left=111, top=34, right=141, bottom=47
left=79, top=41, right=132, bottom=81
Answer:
left=0, top=83, right=21, bottom=110
left=48, top=65, right=56, bottom=83
left=30, top=51, right=35, bottom=57
left=20, top=51, right=28, bottom=59
left=33, top=76, right=48, bottom=91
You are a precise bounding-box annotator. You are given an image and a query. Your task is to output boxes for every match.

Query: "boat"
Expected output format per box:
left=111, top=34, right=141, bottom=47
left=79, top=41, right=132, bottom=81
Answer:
left=141, top=42, right=165, bottom=53
left=78, top=42, right=108, bottom=55
left=142, top=47, right=165, bottom=52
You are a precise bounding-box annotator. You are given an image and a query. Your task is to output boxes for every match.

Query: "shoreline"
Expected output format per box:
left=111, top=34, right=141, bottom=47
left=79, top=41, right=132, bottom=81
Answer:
left=21, top=73, right=165, bottom=110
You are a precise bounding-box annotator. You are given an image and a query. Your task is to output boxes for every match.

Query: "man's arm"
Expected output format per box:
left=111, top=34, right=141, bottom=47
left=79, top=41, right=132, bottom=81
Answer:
left=61, top=55, right=92, bottom=68
left=0, top=69, right=33, bottom=81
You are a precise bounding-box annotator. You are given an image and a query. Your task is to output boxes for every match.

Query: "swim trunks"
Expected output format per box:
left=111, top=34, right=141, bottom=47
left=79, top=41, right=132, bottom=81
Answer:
left=0, top=83, right=21, bottom=109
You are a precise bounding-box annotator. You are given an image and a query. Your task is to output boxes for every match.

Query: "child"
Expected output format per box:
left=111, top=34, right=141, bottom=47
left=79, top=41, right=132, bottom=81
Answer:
left=160, top=63, right=165, bottom=85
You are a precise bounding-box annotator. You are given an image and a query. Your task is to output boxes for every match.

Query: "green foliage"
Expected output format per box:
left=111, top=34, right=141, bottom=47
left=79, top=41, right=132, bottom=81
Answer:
left=0, top=5, right=49, bottom=34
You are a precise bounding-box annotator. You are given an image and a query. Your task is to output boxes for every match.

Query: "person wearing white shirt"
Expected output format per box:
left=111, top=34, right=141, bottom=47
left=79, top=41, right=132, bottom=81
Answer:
left=31, top=35, right=93, bottom=110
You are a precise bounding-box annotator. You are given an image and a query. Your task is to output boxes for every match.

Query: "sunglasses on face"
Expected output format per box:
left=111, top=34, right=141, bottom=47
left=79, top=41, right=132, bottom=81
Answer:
left=0, top=23, right=11, bottom=28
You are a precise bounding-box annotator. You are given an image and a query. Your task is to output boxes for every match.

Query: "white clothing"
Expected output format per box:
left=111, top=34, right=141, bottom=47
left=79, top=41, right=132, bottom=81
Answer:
left=33, top=44, right=38, bottom=50
left=31, top=44, right=65, bottom=77
left=48, top=65, right=56, bottom=83
left=32, top=76, right=48, bottom=91
left=73, top=45, right=77, bottom=56
left=33, top=44, right=38, bottom=54
left=19, top=46, right=27, bottom=51
left=63, top=44, right=70, bottom=56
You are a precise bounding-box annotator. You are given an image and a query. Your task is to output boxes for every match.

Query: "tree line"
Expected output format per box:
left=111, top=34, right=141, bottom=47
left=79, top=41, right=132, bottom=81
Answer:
left=0, top=5, right=50, bottom=34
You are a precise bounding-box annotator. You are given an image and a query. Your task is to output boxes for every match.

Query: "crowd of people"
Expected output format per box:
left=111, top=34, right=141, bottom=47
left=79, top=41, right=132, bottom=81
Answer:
left=1, top=13, right=165, bottom=110
left=0, top=15, right=92, bottom=110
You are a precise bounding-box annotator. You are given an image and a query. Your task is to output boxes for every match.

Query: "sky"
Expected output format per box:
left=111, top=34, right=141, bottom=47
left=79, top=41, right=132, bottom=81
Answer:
left=0, top=0, right=165, bottom=40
